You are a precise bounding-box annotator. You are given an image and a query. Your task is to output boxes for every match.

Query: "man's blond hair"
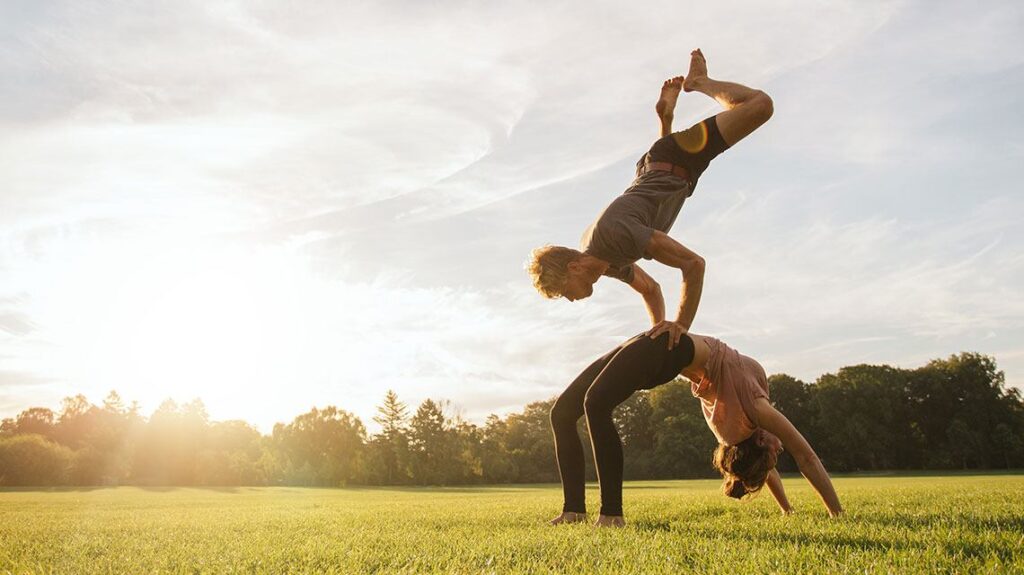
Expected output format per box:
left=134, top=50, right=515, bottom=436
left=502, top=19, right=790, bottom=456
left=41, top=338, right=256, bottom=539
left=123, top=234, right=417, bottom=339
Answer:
left=526, top=245, right=582, bottom=299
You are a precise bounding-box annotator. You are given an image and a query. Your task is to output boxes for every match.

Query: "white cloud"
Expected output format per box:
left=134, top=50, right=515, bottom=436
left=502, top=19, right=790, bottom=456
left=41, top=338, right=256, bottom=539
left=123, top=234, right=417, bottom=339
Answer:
left=2, top=0, right=1023, bottom=431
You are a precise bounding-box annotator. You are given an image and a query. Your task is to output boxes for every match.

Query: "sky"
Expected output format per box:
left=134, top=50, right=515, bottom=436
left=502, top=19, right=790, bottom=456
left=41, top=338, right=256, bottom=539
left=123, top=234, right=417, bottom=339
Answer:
left=2, top=0, right=1023, bottom=433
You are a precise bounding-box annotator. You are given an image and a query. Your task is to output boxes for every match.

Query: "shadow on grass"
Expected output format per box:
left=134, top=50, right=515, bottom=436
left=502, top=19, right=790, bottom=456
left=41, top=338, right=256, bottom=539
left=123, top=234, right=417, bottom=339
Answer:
left=1, top=484, right=549, bottom=495
left=0, top=486, right=127, bottom=493
left=856, top=512, right=1024, bottom=535
left=631, top=520, right=1020, bottom=563
left=346, top=482, right=684, bottom=495
left=0, top=485, right=249, bottom=494
left=622, top=484, right=690, bottom=490
left=346, top=485, right=541, bottom=495
left=630, top=506, right=730, bottom=531
left=138, top=486, right=245, bottom=493
left=813, top=469, right=1024, bottom=479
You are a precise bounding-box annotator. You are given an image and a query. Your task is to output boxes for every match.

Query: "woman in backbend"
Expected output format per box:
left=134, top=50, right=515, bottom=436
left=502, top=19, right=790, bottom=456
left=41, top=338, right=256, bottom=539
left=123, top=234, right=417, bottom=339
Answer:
left=548, top=331, right=843, bottom=527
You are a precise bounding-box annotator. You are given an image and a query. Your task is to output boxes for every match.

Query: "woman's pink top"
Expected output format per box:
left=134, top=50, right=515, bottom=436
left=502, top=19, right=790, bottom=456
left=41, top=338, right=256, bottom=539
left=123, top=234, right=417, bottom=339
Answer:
left=690, top=337, right=770, bottom=446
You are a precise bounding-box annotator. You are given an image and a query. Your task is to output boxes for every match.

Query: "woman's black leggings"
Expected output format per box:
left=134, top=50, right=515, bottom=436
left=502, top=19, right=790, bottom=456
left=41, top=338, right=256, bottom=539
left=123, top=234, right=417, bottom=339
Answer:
left=550, top=331, right=695, bottom=516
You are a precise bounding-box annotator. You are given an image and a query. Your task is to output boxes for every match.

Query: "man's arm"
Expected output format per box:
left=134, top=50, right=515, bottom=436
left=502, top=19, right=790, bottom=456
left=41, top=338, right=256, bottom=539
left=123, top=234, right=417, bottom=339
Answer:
left=628, top=264, right=665, bottom=326
left=643, top=230, right=705, bottom=348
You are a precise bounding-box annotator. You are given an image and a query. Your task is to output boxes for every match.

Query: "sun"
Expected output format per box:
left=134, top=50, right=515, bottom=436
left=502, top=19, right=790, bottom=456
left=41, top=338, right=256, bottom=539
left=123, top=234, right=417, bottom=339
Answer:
left=17, top=224, right=448, bottom=430
left=33, top=232, right=344, bottom=424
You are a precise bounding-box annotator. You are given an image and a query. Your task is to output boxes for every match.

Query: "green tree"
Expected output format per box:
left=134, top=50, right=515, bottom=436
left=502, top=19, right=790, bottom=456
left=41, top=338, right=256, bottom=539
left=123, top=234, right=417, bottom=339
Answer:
left=450, top=419, right=484, bottom=484
left=766, top=374, right=815, bottom=472
left=197, top=420, right=265, bottom=485
left=504, top=399, right=562, bottom=483
left=946, top=418, right=982, bottom=469
left=909, top=353, right=1011, bottom=468
left=10, top=407, right=58, bottom=441
left=131, top=398, right=211, bottom=485
left=991, top=423, right=1023, bottom=468
left=370, top=390, right=411, bottom=485
left=648, top=381, right=716, bottom=478
left=408, top=399, right=450, bottom=485
left=0, top=434, right=74, bottom=486
left=54, top=394, right=95, bottom=449
left=812, top=365, right=909, bottom=471
left=273, top=406, right=366, bottom=486
left=479, top=415, right=517, bottom=483
left=70, top=390, right=143, bottom=485
left=615, top=391, right=656, bottom=480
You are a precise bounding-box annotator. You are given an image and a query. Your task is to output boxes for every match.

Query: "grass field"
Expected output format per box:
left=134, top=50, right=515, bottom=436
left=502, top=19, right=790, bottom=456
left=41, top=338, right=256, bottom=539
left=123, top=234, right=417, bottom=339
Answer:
left=1, top=474, right=1022, bottom=574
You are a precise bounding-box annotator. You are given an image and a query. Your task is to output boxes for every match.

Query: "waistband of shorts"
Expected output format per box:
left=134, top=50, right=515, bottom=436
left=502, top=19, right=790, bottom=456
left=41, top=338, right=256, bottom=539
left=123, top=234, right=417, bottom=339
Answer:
left=641, top=161, right=691, bottom=181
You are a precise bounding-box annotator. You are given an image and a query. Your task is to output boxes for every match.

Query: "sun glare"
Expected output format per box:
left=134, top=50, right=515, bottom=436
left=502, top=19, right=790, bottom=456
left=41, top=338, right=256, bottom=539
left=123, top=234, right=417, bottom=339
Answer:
left=28, top=230, right=351, bottom=426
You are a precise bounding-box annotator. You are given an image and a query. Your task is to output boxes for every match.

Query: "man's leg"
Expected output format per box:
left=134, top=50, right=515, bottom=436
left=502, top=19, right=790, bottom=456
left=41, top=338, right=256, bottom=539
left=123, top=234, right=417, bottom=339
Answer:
left=655, top=76, right=684, bottom=137
left=549, top=344, right=621, bottom=524
left=683, top=49, right=773, bottom=147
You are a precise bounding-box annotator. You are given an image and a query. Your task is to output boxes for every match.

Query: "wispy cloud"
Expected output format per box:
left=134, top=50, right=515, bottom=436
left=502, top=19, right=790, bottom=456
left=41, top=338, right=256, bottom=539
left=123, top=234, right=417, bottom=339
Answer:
left=1, top=0, right=1022, bottom=429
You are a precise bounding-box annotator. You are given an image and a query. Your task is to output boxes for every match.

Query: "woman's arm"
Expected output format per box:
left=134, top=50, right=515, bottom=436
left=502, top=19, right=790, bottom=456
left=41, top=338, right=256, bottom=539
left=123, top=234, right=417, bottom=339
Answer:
left=765, top=469, right=792, bottom=515
left=753, top=398, right=843, bottom=517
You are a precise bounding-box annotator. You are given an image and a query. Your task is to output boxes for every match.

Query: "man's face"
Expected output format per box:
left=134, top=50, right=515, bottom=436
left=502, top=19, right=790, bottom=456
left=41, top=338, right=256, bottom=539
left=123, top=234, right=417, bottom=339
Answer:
left=561, top=266, right=595, bottom=302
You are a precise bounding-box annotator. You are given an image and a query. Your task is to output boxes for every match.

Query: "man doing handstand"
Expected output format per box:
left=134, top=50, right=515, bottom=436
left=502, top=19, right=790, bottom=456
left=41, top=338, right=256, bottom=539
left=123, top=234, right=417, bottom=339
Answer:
left=527, top=49, right=774, bottom=347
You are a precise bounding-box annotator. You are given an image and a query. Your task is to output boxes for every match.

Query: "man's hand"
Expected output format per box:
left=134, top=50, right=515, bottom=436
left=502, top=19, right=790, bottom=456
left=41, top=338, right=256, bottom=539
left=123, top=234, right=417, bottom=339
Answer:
left=647, top=320, right=687, bottom=349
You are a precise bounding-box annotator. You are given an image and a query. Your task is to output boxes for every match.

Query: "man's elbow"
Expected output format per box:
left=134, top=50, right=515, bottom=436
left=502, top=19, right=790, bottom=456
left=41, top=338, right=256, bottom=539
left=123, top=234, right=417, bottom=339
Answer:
left=682, top=255, right=705, bottom=276
left=642, top=279, right=662, bottom=298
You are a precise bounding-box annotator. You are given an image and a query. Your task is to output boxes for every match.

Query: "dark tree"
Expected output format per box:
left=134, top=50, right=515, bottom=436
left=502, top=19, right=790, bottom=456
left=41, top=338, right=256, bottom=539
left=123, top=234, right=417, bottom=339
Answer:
left=408, top=399, right=450, bottom=485
left=370, top=390, right=411, bottom=485
left=273, top=405, right=366, bottom=486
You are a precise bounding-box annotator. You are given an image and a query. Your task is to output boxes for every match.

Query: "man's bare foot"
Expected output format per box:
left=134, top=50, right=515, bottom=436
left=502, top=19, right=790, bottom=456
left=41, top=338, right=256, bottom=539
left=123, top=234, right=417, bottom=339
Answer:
left=549, top=511, right=587, bottom=526
left=655, top=76, right=683, bottom=119
left=594, top=514, right=626, bottom=528
left=683, top=49, right=707, bottom=92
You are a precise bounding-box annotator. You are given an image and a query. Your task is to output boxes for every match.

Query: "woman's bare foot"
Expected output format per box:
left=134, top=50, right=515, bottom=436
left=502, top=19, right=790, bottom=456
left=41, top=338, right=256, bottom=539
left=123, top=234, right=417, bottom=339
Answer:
left=655, top=76, right=684, bottom=119
left=594, top=514, right=626, bottom=528
left=683, top=49, right=708, bottom=92
left=549, top=511, right=588, bottom=526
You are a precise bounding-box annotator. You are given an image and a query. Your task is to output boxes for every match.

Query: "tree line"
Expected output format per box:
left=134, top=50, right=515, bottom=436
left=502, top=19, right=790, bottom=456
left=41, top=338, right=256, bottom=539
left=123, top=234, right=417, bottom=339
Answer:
left=1, top=352, right=1021, bottom=486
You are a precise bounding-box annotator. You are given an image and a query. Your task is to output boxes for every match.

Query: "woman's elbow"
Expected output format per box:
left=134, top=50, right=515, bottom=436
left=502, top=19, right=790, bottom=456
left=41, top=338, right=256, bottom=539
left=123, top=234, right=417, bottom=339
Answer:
left=794, top=450, right=822, bottom=472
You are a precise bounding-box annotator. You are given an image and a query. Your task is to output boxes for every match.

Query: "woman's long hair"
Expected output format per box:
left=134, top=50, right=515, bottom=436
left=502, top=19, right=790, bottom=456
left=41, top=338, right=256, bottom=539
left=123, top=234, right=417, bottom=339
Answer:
left=713, top=433, right=778, bottom=500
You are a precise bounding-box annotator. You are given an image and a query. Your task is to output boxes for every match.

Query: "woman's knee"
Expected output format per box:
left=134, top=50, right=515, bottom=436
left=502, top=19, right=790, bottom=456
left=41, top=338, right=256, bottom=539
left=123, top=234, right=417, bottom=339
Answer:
left=550, top=398, right=582, bottom=427
left=583, top=392, right=612, bottom=422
